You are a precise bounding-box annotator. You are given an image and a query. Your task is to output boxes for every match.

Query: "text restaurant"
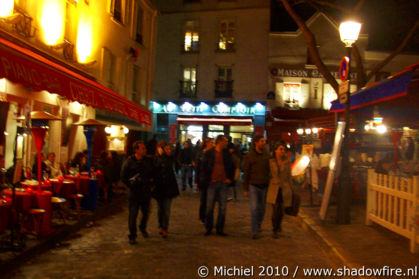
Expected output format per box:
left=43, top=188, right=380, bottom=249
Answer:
left=151, top=101, right=266, bottom=147
left=0, top=34, right=152, bottom=180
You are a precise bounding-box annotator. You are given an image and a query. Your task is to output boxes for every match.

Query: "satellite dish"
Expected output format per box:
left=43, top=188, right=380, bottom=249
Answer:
left=291, top=155, right=310, bottom=177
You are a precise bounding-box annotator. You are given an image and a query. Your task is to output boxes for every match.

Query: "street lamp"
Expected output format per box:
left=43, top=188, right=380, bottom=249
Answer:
left=336, top=20, right=361, bottom=224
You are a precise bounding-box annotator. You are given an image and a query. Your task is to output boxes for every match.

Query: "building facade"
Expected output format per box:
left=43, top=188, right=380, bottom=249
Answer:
left=0, top=0, right=156, bottom=171
left=151, top=0, right=270, bottom=147
left=266, top=11, right=419, bottom=141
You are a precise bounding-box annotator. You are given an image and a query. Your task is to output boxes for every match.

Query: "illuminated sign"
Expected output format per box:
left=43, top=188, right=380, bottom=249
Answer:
left=151, top=101, right=265, bottom=116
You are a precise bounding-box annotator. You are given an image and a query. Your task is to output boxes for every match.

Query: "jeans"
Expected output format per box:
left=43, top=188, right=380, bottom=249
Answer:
left=249, top=184, right=268, bottom=235
left=199, top=185, right=208, bottom=222
left=157, top=198, right=172, bottom=231
left=181, top=165, right=193, bottom=189
left=205, top=182, right=228, bottom=233
left=128, top=196, right=151, bottom=240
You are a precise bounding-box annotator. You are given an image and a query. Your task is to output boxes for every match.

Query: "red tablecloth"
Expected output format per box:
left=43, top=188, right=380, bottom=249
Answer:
left=64, top=175, right=90, bottom=195
left=2, top=189, right=52, bottom=235
left=2, top=189, right=33, bottom=212
left=49, top=179, right=76, bottom=199
left=20, top=180, right=52, bottom=192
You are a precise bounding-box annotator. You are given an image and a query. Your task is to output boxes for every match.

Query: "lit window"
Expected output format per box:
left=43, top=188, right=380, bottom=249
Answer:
left=181, top=67, right=197, bottom=97
left=184, top=21, right=199, bottom=52
left=283, top=83, right=301, bottom=108
left=218, top=19, right=235, bottom=51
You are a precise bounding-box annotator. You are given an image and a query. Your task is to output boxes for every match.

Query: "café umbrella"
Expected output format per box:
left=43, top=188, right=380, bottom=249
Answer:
left=31, top=111, right=61, bottom=190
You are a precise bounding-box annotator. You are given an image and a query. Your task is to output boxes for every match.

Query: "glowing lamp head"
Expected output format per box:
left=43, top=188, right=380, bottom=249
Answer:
left=339, top=20, right=362, bottom=47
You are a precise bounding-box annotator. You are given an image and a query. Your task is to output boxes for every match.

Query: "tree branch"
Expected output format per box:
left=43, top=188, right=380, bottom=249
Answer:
left=307, top=0, right=367, bottom=87
left=366, top=18, right=419, bottom=82
left=280, top=0, right=339, bottom=92
left=310, top=0, right=352, bottom=13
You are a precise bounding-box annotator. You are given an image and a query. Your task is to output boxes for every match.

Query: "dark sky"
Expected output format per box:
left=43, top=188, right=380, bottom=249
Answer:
left=271, top=0, right=419, bottom=53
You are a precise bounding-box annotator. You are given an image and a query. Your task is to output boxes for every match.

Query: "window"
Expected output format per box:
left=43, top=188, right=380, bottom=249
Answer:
left=215, top=66, right=233, bottom=98
left=180, top=67, right=197, bottom=98
left=184, top=21, right=199, bottom=52
left=283, top=83, right=301, bottom=108
left=101, top=48, right=117, bottom=89
left=218, top=19, right=235, bottom=51
left=135, top=6, right=144, bottom=44
left=111, top=0, right=123, bottom=23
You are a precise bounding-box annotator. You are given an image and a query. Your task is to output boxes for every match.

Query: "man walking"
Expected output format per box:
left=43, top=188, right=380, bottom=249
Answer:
left=121, top=141, right=155, bottom=245
left=201, top=135, right=234, bottom=236
left=195, top=137, right=214, bottom=223
left=243, top=135, right=270, bottom=239
left=178, top=141, right=194, bottom=191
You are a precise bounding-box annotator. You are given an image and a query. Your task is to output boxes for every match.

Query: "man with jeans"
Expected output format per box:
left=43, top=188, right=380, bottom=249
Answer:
left=243, top=135, right=270, bottom=239
left=121, top=141, right=155, bottom=245
left=201, top=135, right=234, bottom=236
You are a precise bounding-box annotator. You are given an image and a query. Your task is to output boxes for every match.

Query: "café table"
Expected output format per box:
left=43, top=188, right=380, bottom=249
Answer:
left=49, top=178, right=76, bottom=200
left=1, top=188, right=52, bottom=236
left=20, top=180, right=52, bottom=192
left=65, top=174, right=98, bottom=210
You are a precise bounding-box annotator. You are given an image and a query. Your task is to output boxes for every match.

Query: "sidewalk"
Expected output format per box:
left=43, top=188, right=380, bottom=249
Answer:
left=296, top=187, right=419, bottom=275
left=0, top=190, right=128, bottom=275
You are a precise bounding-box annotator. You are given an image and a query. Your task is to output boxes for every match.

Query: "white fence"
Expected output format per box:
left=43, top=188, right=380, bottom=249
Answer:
left=366, top=169, right=419, bottom=253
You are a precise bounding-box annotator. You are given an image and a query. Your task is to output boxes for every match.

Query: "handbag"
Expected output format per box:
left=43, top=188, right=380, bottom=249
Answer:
left=284, top=192, right=300, bottom=216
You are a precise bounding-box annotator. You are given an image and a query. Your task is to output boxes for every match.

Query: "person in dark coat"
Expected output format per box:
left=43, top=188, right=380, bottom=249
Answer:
left=153, top=141, right=179, bottom=238
left=96, top=151, right=113, bottom=201
left=178, top=140, right=194, bottom=190
left=201, top=135, right=235, bottom=236
left=195, top=138, right=214, bottom=223
left=121, top=140, right=155, bottom=245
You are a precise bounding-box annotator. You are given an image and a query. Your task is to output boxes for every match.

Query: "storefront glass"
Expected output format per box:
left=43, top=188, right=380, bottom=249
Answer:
left=180, top=125, right=203, bottom=144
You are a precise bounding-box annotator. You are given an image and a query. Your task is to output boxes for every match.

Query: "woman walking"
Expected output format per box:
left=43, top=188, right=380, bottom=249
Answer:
left=153, top=141, right=180, bottom=238
left=266, top=141, right=293, bottom=238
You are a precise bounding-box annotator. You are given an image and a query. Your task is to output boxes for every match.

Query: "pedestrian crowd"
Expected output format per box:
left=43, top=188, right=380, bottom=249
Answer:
left=120, top=134, right=299, bottom=245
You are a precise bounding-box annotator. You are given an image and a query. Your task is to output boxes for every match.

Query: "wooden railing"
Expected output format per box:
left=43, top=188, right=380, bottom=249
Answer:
left=366, top=169, right=419, bottom=253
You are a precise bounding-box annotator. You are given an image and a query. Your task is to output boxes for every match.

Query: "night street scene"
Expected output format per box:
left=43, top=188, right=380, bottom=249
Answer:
left=0, top=0, right=418, bottom=278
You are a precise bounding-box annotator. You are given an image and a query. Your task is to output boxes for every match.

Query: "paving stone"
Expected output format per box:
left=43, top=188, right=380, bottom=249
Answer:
left=7, top=192, right=337, bottom=279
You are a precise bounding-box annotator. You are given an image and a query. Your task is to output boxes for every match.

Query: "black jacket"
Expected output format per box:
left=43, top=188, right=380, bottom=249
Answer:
left=200, top=148, right=235, bottom=187
left=153, top=154, right=179, bottom=200
left=120, top=155, right=155, bottom=201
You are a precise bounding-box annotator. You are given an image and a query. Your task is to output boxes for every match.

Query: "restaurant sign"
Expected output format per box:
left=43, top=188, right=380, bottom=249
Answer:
left=152, top=101, right=265, bottom=116
left=270, top=66, right=357, bottom=80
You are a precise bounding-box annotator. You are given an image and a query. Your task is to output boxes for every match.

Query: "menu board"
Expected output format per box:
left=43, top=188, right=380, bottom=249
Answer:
left=319, top=121, right=345, bottom=220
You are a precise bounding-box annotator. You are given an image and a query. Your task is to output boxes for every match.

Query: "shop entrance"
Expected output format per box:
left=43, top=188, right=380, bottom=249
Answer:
left=179, top=125, right=203, bottom=145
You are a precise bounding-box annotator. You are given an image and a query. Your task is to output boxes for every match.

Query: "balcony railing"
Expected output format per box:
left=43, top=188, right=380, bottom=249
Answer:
left=179, top=80, right=197, bottom=98
left=214, top=80, right=233, bottom=98
left=216, top=41, right=235, bottom=52
left=183, top=41, right=200, bottom=53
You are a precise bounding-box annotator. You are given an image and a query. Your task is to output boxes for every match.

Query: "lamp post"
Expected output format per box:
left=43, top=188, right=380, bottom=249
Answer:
left=336, top=20, right=361, bottom=224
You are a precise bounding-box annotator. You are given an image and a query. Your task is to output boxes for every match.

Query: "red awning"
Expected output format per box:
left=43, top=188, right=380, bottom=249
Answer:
left=177, top=116, right=253, bottom=126
left=0, top=37, right=151, bottom=126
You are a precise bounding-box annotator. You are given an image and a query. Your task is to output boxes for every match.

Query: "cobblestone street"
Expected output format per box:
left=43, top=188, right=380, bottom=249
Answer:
left=7, top=191, right=338, bottom=279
